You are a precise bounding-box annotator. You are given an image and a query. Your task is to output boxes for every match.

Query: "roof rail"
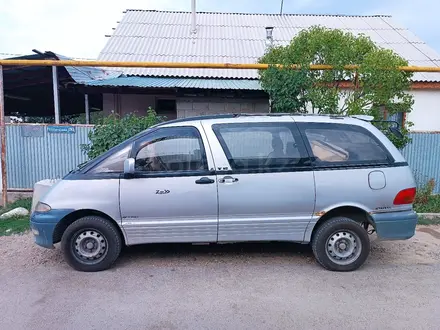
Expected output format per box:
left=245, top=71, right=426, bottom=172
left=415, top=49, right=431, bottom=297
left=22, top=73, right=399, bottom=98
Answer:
left=151, top=114, right=237, bottom=128
left=151, top=112, right=360, bottom=128
left=350, top=115, right=374, bottom=121
left=152, top=113, right=296, bottom=127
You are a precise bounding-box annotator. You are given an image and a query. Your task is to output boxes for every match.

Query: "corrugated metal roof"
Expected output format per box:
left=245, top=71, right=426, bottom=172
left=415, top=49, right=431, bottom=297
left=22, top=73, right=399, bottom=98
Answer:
left=98, top=10, right=440, bottom=82
left=85, top=76, right=262, bottom=90
left=3, top=51, right=122, bottom=83
left=54, top=53, right=122, bottom=83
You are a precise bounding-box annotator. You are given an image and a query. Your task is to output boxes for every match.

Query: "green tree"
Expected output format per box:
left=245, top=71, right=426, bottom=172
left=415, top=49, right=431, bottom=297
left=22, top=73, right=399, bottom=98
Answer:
left=81, top=108, right=164, bottom=159
left=259, top=26, right=414, bottom=148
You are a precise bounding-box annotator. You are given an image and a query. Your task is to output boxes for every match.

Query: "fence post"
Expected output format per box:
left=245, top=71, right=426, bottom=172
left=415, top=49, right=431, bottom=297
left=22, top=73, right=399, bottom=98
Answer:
left=0, top=66, right=8, bottom=205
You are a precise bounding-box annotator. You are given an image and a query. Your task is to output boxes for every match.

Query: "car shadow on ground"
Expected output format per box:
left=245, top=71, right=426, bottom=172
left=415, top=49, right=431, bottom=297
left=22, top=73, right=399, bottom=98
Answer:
left=115, top=241, right=316, bottom=268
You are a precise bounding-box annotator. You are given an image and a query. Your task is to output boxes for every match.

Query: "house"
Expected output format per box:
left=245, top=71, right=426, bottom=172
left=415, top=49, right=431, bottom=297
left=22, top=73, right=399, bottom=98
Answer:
left=87, top=9, right=440, bottom=131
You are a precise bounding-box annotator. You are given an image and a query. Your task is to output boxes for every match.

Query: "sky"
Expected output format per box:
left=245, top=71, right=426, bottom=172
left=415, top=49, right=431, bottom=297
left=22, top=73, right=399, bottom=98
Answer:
left=0, top=0, right=439, bottom=59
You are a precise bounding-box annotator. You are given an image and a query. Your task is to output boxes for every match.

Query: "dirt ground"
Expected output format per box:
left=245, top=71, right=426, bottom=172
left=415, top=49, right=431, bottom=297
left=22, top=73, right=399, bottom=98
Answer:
left=1, top=225, right=439, bottom=270
left=1, top=226, right=439, bottom=330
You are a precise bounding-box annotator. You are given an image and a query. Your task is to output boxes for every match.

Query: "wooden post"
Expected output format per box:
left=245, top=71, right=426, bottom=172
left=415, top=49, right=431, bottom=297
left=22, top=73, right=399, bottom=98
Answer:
left=0, top=66, right=8, bottom=206
left=52, top=66, right=60, bottom=124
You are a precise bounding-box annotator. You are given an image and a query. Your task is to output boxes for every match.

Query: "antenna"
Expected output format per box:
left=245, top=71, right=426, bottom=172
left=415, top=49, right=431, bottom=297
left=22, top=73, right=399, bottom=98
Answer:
left=280, top=0, right=284, bottom=15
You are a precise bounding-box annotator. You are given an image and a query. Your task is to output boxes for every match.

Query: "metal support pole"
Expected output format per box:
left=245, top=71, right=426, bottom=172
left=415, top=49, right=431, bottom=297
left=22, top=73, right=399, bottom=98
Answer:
left=85, top=94, right=90, bottom=124
left=0, top=66, right=8, bottom=206
left=52, top=66, right=60, bottom=124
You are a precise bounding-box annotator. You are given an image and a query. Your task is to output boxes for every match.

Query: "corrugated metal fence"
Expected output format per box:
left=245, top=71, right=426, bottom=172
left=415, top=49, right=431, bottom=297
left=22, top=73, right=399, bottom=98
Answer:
left=4, top=125, right=440, bottom=193
left=6, top=124, right=92, bottom=189
left=402, top=132, right=440, bottom=193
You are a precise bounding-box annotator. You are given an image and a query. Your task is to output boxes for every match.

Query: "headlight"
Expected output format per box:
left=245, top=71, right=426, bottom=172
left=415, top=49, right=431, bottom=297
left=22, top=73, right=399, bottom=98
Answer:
left=35, top=202, right=51, bottom=213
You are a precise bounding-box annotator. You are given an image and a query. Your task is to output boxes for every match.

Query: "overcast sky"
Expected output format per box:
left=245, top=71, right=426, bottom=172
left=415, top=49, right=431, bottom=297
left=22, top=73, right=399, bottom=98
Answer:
left=0, top=0, right=438, bottom=59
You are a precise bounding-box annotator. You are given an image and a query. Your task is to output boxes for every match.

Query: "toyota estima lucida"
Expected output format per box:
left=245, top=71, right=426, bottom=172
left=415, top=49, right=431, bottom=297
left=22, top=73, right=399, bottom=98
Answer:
left=30, top=113, right=418, bottom=272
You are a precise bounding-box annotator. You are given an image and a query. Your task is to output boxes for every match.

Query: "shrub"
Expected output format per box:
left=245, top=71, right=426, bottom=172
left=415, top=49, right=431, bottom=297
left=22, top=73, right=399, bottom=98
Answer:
left=81, top=108, right=164, bottom=159
left=414, top=178, right=436, bottom=205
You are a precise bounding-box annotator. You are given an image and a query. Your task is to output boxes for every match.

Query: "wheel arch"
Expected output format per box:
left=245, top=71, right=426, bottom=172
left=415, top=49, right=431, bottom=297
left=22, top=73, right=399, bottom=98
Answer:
left=304, top=205, right=374, bottom=243
left=53, top=209, right=126, bottom=245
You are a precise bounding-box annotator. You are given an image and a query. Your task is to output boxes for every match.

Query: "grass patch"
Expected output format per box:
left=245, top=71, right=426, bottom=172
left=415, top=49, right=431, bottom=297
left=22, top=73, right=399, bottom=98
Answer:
left=0, top=198, right=32, bottom=236
left=417, top=216, right=440, bottom=226
left=414, top=194, right=440, bottom=214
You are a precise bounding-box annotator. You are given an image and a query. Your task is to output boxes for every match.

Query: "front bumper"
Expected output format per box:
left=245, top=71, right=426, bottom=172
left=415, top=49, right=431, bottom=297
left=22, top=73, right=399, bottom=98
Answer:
left=30, top=209, right=73, bottom=249
left=371, top=210, right=418, bottom=240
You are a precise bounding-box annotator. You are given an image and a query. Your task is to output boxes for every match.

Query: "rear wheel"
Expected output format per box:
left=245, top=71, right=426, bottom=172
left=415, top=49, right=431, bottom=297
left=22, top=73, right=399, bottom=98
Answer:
left=311, top=216, right=370, bottom=272
left=61, top=216, right=122, bottom=272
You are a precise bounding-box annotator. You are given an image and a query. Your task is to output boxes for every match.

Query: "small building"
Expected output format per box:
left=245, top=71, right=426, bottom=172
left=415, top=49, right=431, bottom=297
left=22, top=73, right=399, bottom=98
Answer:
left=86, top=10, right=440, bottom=131
left=2, top=51, right=119, bottom=122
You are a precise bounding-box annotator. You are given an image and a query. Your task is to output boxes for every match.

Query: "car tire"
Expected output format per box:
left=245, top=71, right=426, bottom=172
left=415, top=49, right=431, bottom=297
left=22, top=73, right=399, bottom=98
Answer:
left=311, top=216, right=370, bottom=272
left=61, top=216, right=122, bottom=272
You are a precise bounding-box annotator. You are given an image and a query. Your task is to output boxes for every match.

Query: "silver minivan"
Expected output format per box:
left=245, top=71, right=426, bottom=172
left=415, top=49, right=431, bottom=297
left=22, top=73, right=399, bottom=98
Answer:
left=30, top=114, right=418, bottom=272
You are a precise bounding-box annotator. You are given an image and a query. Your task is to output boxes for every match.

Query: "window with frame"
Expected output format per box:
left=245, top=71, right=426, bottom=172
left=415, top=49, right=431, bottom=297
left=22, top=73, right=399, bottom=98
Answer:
left=302, top=123, right=390, bottom=164
left=213, top=123, right=306, bottom=171
left=134, top=127, right=208, bottom=173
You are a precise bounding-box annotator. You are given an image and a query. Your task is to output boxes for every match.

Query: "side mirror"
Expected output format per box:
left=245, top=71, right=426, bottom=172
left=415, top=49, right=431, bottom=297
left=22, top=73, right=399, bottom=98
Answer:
left=124, top=158, right=135, bottom=175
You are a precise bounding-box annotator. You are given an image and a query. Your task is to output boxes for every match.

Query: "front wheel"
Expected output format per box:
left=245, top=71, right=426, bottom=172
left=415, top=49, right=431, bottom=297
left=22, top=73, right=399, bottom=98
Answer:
left=311, top=217, right=370, bottom=272
left=61, top=216, right=122, bottom=272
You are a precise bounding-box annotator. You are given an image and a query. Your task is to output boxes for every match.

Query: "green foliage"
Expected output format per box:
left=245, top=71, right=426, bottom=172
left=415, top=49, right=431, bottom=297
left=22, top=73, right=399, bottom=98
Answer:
left=417, top=215, right=440, bottom=225
left=0, top=198, right=32, bottom=236
left=413, top=178, right=440, bottom=214
left=81, top=108, right=164, bottom=159
left=259, top=26, right=414, bottom=148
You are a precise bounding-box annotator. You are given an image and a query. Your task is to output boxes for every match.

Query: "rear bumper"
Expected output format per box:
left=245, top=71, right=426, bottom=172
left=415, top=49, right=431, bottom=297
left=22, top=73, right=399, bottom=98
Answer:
left=371, top=210, right=418, bottom=240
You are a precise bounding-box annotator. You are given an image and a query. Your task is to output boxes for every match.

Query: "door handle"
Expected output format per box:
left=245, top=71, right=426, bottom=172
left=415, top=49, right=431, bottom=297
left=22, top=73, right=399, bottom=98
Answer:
left=195, top=177, right=215, bottom=184
left=219, top=176, right=239, bottom=183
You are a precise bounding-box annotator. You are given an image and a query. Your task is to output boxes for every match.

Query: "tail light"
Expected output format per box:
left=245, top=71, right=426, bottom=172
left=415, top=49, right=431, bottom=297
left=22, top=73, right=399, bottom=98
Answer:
left=393, top=187, right=417, bottom=205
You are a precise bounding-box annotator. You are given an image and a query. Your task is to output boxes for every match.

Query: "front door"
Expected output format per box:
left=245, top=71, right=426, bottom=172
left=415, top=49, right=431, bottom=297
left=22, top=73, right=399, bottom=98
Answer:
left=204, top=120, right=316, bottom=242
left=120, top=125, right=218, bottom=245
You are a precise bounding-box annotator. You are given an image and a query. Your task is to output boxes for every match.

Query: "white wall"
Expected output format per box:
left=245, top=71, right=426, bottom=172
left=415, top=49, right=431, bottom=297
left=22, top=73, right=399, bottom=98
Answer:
left=407, top=90, right=440, bottom=131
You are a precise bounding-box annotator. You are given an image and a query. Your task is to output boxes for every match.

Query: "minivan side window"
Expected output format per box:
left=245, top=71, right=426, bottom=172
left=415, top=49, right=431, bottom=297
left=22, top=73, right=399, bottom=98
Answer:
left=299, top=123, right=391, bottom=165
left=212, top=123, right=309, bottom=171
left=134, top=126, right=208, bottom=173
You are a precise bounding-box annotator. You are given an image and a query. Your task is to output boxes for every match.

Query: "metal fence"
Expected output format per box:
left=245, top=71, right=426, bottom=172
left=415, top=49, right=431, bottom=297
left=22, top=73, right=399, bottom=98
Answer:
left=5, top=124, right=440, bottom=193
left=6, top=124, right=92, bottom=189
left=402, top=132, right=440, bottom=193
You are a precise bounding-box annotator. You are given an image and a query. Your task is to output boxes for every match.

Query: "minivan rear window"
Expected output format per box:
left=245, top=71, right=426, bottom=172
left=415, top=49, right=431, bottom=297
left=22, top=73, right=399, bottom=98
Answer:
left=300, top=123, right=391, bottom=165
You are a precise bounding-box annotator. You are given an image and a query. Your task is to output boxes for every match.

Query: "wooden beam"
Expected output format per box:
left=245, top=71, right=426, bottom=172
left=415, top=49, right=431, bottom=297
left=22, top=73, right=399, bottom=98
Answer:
left=0, top=66, right=8, bottom=205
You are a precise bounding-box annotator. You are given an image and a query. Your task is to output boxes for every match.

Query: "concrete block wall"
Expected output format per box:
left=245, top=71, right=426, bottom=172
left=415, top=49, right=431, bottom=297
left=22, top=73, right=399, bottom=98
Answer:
left=103, top=94, right=160, bottom=117
left=102, top=94, right=270, bottom=119
left=176, top=97, right=269, bottom=118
